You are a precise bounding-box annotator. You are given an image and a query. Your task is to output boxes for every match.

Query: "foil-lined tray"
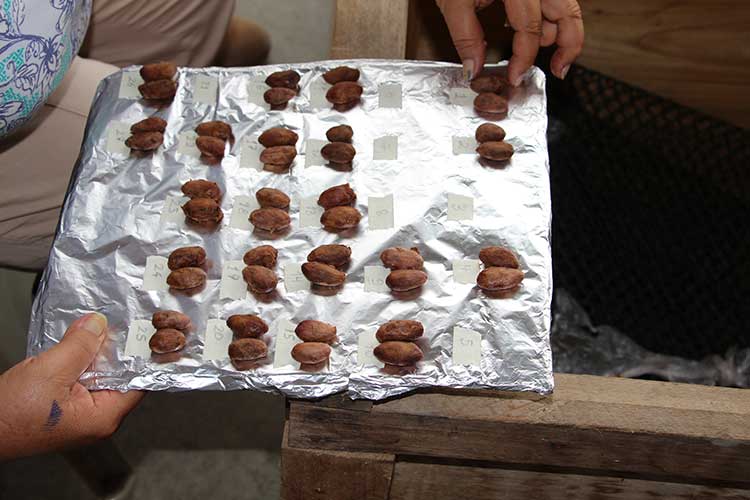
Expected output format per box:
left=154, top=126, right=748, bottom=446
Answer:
left=27, top=59, right=553, bottom=399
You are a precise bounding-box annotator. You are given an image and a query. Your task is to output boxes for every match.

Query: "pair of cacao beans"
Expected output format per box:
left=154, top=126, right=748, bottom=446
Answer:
left=126, top=116, right=166, bottom=155
left=471, top=73, right=509, bottom=121
left=317, top=183, right=361, bottom=231
left=475, top=123, right=514, bottom=162
left=380, top=247, right=428, bottom=293
left=264, top=69, right=300, bottom=110
left=324, top=66, right=363, bottom=112
left=258, top=126, right=298, bottom=173
left=301, top=244, right=352, bottom=289
left=291, top=319, right=336, bottom=372
left=181, top=180, right=224, bottom=230
left=165, top=246, right=207, bottom=295
left=373, top=320, right=425, bottom=375
left=249, top=187, right=292, bottom=234
left=226, top=314, right=269, bottom=369
left=321, top=124, right=356, bottom=171
left=149, top=310, right=192, bottom=355
left=476, top=246, right=524, bottom=295
left=242, top=245, right=279, bottom=295
left=139, top=61, right=178, bottom=105
left=194, top=120, right=233, bottom=165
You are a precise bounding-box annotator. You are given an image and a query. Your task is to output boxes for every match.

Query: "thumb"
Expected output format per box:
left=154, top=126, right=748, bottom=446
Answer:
left=37, top=313, right=108, bottom=383
left=438, top=0, right=487, bottom=80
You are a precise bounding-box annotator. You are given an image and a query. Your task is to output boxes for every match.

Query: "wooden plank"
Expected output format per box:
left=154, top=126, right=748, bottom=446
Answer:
left=281, top=423, right=395, bottom=500
left=389, top=462, right=750, bottom=500
left=330, top=0, right=410, bottom=60
left=287, top=375, right=750, bottom=485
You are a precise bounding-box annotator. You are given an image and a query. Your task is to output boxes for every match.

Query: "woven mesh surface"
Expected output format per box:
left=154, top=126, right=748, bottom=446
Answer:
left=546, top=65, right=750, bottom=360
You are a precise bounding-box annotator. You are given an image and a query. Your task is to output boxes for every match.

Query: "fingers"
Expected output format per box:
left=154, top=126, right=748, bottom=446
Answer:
left=503, top=0, right=543, bottom=86
left=90, top=390, right=145, bottom=437
left=541, top=20, right=557, bottom=47
left=542, top=0, right=584, bottom=78
left=36, top=313, right=107, bottom=383
left=437, top=0, right=487, bottom=80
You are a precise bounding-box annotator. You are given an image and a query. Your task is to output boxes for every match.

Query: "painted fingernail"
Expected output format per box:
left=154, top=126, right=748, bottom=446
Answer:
left=80, top=313, right=107, bottom=337
left=462, top=60, right=475, bottom=82
left=560, top=65, right=570, bottom=80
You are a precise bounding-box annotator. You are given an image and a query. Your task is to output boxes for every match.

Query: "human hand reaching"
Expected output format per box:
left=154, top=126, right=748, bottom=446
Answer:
left=0, top=313, right=143, bottom=460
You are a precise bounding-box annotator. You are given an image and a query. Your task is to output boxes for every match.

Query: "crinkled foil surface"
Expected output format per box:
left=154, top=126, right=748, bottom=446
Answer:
left=28, top=59, right=553, bottom=400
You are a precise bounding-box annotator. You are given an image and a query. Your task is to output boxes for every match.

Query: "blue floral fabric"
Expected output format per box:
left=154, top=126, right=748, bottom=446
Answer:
left=0, top=0, right=91, bottom=137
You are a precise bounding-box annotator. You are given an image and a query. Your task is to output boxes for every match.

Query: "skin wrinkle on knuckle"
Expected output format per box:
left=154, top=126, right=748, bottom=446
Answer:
left=452, top=36, right=486, bottom=51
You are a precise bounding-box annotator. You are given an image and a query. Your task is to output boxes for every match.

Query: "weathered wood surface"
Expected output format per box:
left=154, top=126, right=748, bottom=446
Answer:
left=330, top=0, right=410, bottom=60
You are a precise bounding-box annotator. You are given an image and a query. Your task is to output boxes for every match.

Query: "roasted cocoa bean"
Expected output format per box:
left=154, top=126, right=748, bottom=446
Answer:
left=478, top=246, right=519, bottom=269
left=138, top=79, right=177, bottom=100
left=321, top=142, right=356, bottom=165
left=386, top=269, right=428, bottom=292
left=307, top=244, right=351, bottom=268
left=227, top=314, right=268, bottom=339
left=131, top=117, right=167, bottom=134
left=301, top=262, right=346, bottom=287
left=376, top=320, right=424, bottom=342
left=196, top=136, right=226, bottom=159
left=242, top=265, right=278, bottom=294
left=322, top=66, right=360, bottom=84
left=317, top=183, right=356, bottom=209
left=181, top=179, right=221, bottom=202
left=291, top=342, right=331, bottom=365
left=258, top=127, right=298, bottom=147
left=326, top=81, right=363, bottom=106
left=259, top=145, right=296, bottom=166
left=473, top=92, right=508, bottom=120
left=374, top=341, right=423, bottom=366
left=182, top=198, right=223, bottom=223
left=295, top=320, right=337, bottom=344
left=265, top=70, right=301, bottom=90
left=264, top=87, right=296, bottom=109
left=228, top=338, right=268, bottom=362
left=475, top=123, right=506, bottom=143
left=166, top=267, right=207, bottom=291
left=380, top=247, right=423, bottom=270
left=249, top=207, right=291, bottom=232
left=149, top=328, right=186, bottom=354
left=140, top=62, right=177, bottom=82
left=152, top=310, right=192, bottom=332
left=476, top=267, right=524, bottom=291
left=470, top=74, right=505, bottom=94
left=476, top=141, right=514, bottom=161
left=195, top=121, right=233, bottom=142
left=125, top=132, right=163, bottom=151
left=256, top=187, right=290, bottom=210
left=325, top=124, right=353, bottom=143
left=167, top=246, right=206, bottom=271
left=320, top=206, right=361, bottom=230
left=243, top=245, right=278, bottom=268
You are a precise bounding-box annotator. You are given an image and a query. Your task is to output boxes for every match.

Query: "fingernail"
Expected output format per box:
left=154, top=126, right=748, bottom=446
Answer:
left=80, top=313, right=107, bottom=337
left=462, top=60, right=474, bottom=82
left=560, top=65, right=570, bottom=80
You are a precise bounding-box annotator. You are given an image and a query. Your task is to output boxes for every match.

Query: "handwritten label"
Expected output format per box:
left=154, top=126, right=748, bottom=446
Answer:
left=124, top=320, right=155, bottom=358
left=453, top=327, right=482, bottom=366
left=240, top=138, right=263, bottom=169
left=118, top=70, right=144, bottom=99
left=368, top=194, right=394, bottom=230
left=193, top=75, right=218, bottom=104
left=304, top=139, right=327, bottom=167
left=229, top=195, right=258, bottom=230
left=452, top=136, right=478, bottom=155
left=106, top=122, right=131, bottom=156
left=160, top=195, right=189, bottom=225
left=203, top=319, right=233, bottom=362
left=452, top=259, right=481, bottom=284
left=273, top=319, right=301, bottom=368
left=177, top=131, right=200, bottom=158
left=378, top=83, right=402, bottom=108
left=357, top=330, right=382, bottom=366
left=284, top=263, right=310, bottom=292
left=447, top=193, right=474, bottom=221
left=449, top=87, right=476, bottom=106
left=143, top=256, right=169, bottom=291
left=310, top=78, right=329, bottom=108
left=364, top=266, right=390, bottom=292
left=220, top=260, right=247, bottom=300
left=247, top=78, right=270, bottom=109
left=299, top=196, right=324, bottom=228
left=373, top=135, right=398, bottom=161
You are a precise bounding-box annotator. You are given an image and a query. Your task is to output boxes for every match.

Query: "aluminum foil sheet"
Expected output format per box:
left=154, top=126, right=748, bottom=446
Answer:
left=27, top=59, right=553, bottom=400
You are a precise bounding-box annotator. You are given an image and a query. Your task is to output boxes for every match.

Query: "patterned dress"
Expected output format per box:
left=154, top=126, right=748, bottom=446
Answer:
left=0, top=0, right=91, bottom=137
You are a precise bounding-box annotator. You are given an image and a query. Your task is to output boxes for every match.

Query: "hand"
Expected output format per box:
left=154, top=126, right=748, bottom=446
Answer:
left=437, top=0, right=584, bottom=85
left=0, top=313, right=143, bottom=460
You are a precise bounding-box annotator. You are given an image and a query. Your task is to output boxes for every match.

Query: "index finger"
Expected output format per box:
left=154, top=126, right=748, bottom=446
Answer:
left=503, top=0, right=543, bottom=86
left=437, top=0, right=488, bottom=79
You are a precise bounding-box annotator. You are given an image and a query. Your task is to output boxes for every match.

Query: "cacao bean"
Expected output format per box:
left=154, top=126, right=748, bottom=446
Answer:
left=320, top=206, right=361, bottom=230
left=470, top=74, right=505, bottom=94
left=131, top=117, right=167, bottom=134
left=181, top=179, right=221, bottom=202
left=149, top=328, right=186, bottom=354
left=386, top=269, right=428, bottom=292
left=317, top=183, right=356, bottom=209
left=323, top=66, right=360, bottom=84
left=196, top=136, right=226, bottom=159
left=258, top=127, right=298, bottom=147
left=152, top=310, right=192, bottom=333
left=376, top=320, right=424, bottom=342
left=242, top=265, right=278, bottom=294
left=264, top=87, right=296, bottom=109
left=295, top=320, right=337, bottom=344
left=195, top=121, right=234, bottom=142
left=374, top=341, right=423, bottom=366
left=321, top=142, right=356, bottom=165
left=249, top=207, right=291, bottom=232
left=227, top=314, right=268, bottom=339
left=301, top=262, right=346, bottom=287
left=259, top=145, right=296, bottom=166
left=166, top=267, right=207, bottom=291
left=140, top=62, right=177, bottom=82
left=228, top=338, right=268, bottom=362
left=167, top=246, right=206, bottom=270
left=265, top=70, right=300, bottom=90
left=476, top=141, right=514, bottom=161
left=182, top=198, right=223, bottom=223
left=243, top=245, right=278, bottom=268
left=125, top=132, right=163, bottom=151
left=307, top=245, right=351, bottom=268
left=475, top=123, right=506, bottom=143
left=478, top=246, right=519, bottom=269
left=326, top=81, right=363, bottom=106
left=473, top=92, right=508, bottom=120
left=325, top=124, right=353, bottom=143
left=291, top=342, right=331, bottom=365
left=256, top=187, right=290, bottom=210
left=380, top=247, right=423, bottom=270
left=476, top=267, right=524, bottom=291
left=139, top=79, right=177, bottom=100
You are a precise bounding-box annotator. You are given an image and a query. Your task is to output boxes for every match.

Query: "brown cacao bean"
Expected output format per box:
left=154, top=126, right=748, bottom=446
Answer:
left=167, top=246, right=206, bottom=271
left=476, top=267, right=524, bottom=291
left=149, top=328, right=186, bottom=354
left=374, top=341, right=423, bottom=366
left=140, top=62, right=177, bottom=82
left=139, top=79, right=177, bottom=100
left=291, top=342, right=331, bottom=365
left=195, top=121, right=234, bottom=142
left=376, top=320, right=424, bottom=342
left=320, top=206, right=361, bottom=230
left=256, top=187, right=290, bottom=210
left=476, top=141, right=514, bottom=161
left=321, top=142, right=356, bottom=165
left=325, top=124, right=353, bottom=143
left=307, top=245, right=351, bottom=268
left=326, top=81, right=363, bottom=106
left=258, top=127, right=298, bottom=147
left=295, top=320, right=337, bottom=344
left=386, top=269, right=428, bottom=292
left=479, top=246, right=519, bottom=269
left=475, top=123, right=506, bottom=143
left=228, top=338, right=268, bottom=362
left=380, top=247, right=423, bottom=270
left=152, top=310, right=192, bottom=332
left=264, top=87, right=296, bottom=109
left=125, top=132, right=163, bottom=151
left=265, top=70, right=300, bottom=90
left=166, top=267, right=207, bottom=291
left=249, top=208, right=291, bottom=232
left=196, top=136, right=226, bottom=159
left=323, top=66, right=360, bottom=84
left=243, top=245, right=278, bottom=268
left=259, top=145, right=297, bottom=166
left=470, top=74, right=506, bottom=94
left=181, top=179, right=221, bottom=202
left=473, top=92, right=508, bottom=120
left=301, top=262, right=346, bottom=287
left=182, top=198, right=223, bottom=223
left=131, top=117, right=167, bottom=134
left=242, top=265, right=278, bottom=294
left=227, top=314, right=268, bottom=339
left=317, top=183, right=356, bottom=209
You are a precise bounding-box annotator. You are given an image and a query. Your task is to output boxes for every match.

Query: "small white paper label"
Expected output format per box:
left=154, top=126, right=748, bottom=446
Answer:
left=447, top=193, right=474, bottom=221
left=220, top=260, right=247, bottom=300
left=310, top=78, right=329, bottom=108
left=364, top=266, right=390, bottom=292
left=373, top=136, right=398, bottom=161
left=284, top=263, right=310, bottom=292
left=229, top=195, right=258, bottom=230
left=452, top=259, right=481, bottom=284
left=160, top=195, right=189, bottom=225
left=177, top=131, right=200, bottom=158
left=124, top=320, right=155, bottom=358
left=203, top=319, right=233, bottom=362
left=368, top=194, right=394, bottom=230
left=143, top=255, right=169, bottom=291
left=453, top=327, right=482, bottom=366
left=299, top=196, right=324, bottom=228
left=378, top=83, right=402, bottom=108
left=106, top=122, right=131, bottom=156
left=449, top=87, right=476, bottom=106
left=304, top=139, right=327, bottom=167
left=357, top=330, right=382, bottom=366
left=193, top=75, right=218, bottom=104
left=247, top=78, right=270, bottom=108
left=452, top=136, right=478, bottom=155
left=119, top=70, right=144, bottom=99
left=240, top=138, right=263, bottom=169
left=274, top=319, right=301, bottom=368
